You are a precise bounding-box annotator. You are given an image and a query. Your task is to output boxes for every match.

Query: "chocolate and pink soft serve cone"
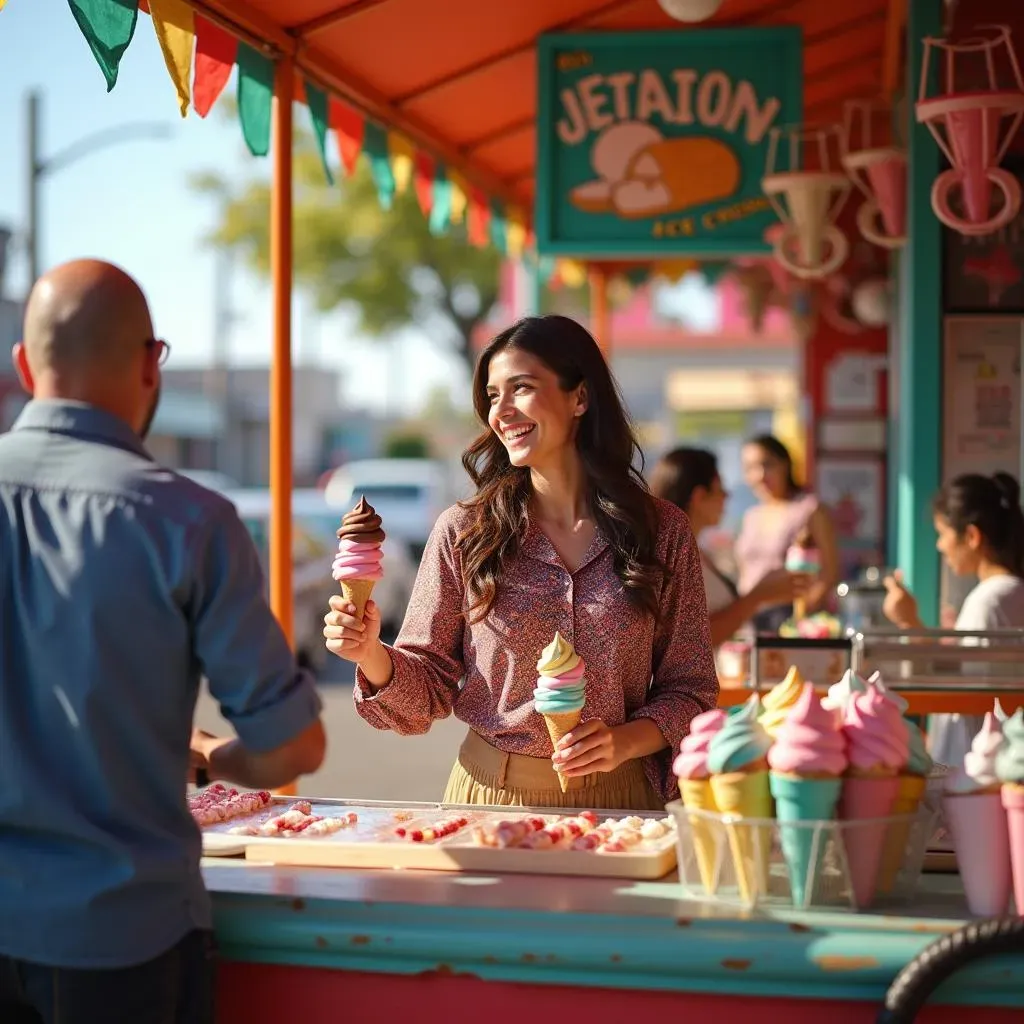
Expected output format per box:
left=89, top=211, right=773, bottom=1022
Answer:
left=839, top=684, right=908, bottom=908
left=332, top=496, right=385, bottom=622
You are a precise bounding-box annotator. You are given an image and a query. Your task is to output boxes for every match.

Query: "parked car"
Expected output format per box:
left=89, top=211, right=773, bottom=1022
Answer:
left=323, top=458, right=460, bottom=559
left=221, top=488, right=417, bottom=673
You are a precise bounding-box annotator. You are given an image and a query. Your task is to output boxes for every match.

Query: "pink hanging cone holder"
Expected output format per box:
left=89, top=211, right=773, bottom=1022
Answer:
left=841, top=100, right=907, bottom=249
left=915, top=25, right=1024, bottom=237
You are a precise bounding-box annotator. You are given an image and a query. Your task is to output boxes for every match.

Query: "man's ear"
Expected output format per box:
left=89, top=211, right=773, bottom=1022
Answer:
left=12, top=342, right=33, bottom=394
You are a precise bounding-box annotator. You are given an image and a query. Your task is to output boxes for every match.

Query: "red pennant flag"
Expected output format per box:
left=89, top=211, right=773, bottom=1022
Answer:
left=467, top=188, right=491, bottom=248
left=193, top=15, right=236, bottom=118
left=413, top=150, right=435, bottom=217
left=329, top=97, right=364, bottom=177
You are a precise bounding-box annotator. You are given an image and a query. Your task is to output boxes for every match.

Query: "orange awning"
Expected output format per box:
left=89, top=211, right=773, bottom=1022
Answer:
left=189, top=0, right=899, bottom=221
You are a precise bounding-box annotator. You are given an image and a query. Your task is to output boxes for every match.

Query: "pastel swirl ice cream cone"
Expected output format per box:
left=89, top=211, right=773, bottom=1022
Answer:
left=785, top=532, right=820, bottom=621
left=708, top=695, right=773, bottom=903
left=821, top=668, right=868, bottom=722
left=332, top=496, right=385, bottom=622
left=674, top=708, right=728, bottom=894
left=760, top=666, right=806, bottom=739
left=944, top=713, right=1011, bottom=916
left=839, top=684, right=908, bottom=907
left=534, top=632, right=587, bottom=793
left=996, top=708, right=1024, bottom=915
left=767, top=682, right=847, bottom=907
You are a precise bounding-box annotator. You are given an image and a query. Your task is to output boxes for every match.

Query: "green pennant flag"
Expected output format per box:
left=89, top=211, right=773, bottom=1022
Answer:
left=67, top=0, right=139, bottom=92
left=362, top=122, right=394, bottom=210
left=489, top=200, right=507, bottom=255
left=237, top=43, right=274, bottom=158
left=429, top=165, right=452, bottom=236
left=304, top=80, right=334, bottom=185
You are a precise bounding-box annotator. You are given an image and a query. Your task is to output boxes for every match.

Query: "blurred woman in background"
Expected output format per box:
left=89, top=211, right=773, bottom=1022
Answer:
left=650, top=447, right=806, bottom=646
left=733, top=434, right=839, bottom=632
left=884, top=472, right=1024, bottom=767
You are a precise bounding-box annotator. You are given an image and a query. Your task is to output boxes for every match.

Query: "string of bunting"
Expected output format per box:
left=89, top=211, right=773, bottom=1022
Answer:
left=11, top=0, right=725, bottom=293
left=27, top=0, right=540, bottom=261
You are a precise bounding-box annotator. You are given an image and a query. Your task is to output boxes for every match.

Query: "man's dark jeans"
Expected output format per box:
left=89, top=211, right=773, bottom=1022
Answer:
left=0, top=929, right=215, bottom=1024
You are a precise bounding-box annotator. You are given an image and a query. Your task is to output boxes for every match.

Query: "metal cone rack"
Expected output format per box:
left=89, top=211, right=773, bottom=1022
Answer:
left=841, top=99, right=908, bottom=250
left=762, top=124, right=851, bottom=280
left=915, top=24, right=1024, bottom=237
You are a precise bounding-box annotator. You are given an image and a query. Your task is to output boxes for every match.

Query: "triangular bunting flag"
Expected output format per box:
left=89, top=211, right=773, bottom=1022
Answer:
left=304, top=80, right=334, bottom=185
left=329, top=98, right=364, bottom=177
left=68, top=0, right=139, bottom=92
left=489, top=200, right=507, bottom=255
left=448, top=170, right=468, bottom=225
left=236, top=43, right=274, bottom=157
left=388, top=133, right=415, bottom=195
left=467, top=188, right=490, bottom=248
left=148, top=0, right=194, bottom=117
left=413, top=150, right=435, bottom=217
left=429, top=164, right=452, bottom=236
left=193, top=15, right=235, bottom=117
left=362, top=122, right=394, bottom=210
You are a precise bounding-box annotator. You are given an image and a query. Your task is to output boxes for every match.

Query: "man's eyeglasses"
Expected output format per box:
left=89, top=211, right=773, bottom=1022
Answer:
left=145, top=339, right=171, bottom=366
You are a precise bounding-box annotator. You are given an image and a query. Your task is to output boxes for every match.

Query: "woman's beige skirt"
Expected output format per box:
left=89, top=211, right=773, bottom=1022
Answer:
left=442, top=730, right=663, bottom=811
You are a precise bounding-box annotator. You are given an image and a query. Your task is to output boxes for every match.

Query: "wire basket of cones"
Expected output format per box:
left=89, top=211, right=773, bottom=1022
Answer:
left=666, top=799, right=938, bottom=911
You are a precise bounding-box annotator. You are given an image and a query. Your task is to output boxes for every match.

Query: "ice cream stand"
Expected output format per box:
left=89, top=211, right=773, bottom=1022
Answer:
left=11, top=0, right=1024, bottom=1019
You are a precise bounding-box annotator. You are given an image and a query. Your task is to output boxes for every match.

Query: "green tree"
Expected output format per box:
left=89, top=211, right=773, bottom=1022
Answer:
left=382, top=432, right=431, bottom=459
left=192, top=125, right=502, bottom=376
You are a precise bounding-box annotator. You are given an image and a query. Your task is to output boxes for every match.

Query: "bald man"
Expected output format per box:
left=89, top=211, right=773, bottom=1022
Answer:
left=0, top=260, right=326, bottom=1024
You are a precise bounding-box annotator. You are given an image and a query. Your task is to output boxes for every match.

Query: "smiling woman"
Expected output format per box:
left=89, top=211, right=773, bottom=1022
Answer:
left=323, top=315, right=720, bottom=810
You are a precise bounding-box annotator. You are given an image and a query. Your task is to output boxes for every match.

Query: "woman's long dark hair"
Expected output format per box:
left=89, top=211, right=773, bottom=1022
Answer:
left=649, top=447, right=719, bottom=513
left=934, top=472, right=1024, bottom=576
left=458, top=315, right=664, bottom=623
left=746, top=433, right=802, bottom=496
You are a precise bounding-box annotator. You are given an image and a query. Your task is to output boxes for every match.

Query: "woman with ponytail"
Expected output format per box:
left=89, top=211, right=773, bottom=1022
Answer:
left=884, top=472, right=1024, bottom=766
left=323, top=316, right=719, bottom=807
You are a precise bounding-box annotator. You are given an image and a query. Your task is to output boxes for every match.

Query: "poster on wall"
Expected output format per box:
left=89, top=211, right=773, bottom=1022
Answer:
left=816, top=457, right=884, bottom=543
left=942, top=317, right=1022, bottom=480
left=534, top=28, right=803, bottom=257
left=941, top=316, right=1024, bottom=616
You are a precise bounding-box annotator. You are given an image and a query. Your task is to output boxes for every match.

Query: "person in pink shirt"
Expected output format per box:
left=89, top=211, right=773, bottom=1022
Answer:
left=734, top=434, right=839, bottom=633
left=323, top=315, right=719, bottom=809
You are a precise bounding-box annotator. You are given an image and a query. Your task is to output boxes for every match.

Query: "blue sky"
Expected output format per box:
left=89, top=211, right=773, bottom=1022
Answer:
left=0, top=0, right=466, bottom=412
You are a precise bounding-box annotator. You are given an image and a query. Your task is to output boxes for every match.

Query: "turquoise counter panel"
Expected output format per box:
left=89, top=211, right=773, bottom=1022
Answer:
left=206, top=862, right=1024, bottom=1008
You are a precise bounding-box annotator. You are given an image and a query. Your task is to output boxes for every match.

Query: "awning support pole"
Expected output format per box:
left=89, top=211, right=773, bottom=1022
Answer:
left=589, top=264, right=610, bottom=357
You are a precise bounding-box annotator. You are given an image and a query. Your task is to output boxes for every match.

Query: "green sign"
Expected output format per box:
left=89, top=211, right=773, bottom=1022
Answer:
left=535, top=28, right=803, bottom=258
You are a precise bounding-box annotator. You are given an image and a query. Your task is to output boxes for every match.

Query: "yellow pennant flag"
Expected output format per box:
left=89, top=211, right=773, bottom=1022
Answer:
left=0, top=2, right=8, bottom=10
left=149, top=0, right=195, bottom=117
left=388, top=133, right=415, bottom=195
left=448, top=170, right=469, bottom=225
left=505, top=208, right=527, bottom=260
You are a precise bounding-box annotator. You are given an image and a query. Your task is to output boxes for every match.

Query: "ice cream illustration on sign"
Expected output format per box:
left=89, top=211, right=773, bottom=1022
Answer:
left=557, top=68, right=782, bottom=221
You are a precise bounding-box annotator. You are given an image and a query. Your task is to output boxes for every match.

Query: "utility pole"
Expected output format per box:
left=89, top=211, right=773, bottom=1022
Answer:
left=24, top=91, right=170, bottom=285
left=26, top=92, right=40, bottom=286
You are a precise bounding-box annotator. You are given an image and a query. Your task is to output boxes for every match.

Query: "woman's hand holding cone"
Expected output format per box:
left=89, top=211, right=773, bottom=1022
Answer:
left=553, top=719, right=625, bottom=776
left=324, top=594, right=382, bottom=663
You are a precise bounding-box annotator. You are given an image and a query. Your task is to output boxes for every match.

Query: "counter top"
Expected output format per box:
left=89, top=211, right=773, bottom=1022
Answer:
left=205, top=860, right=1023, bottom=1007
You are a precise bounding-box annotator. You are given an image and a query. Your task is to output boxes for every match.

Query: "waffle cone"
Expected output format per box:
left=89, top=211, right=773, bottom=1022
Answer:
left=340, top=578, right=376, bottom=623
left=679, top=777, right=720, bottom=894
left=877, top=774, right=927, bottom=894
left=544, top=709, right=584, bottom=793
left=709, top=770, right=772, bottom=903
